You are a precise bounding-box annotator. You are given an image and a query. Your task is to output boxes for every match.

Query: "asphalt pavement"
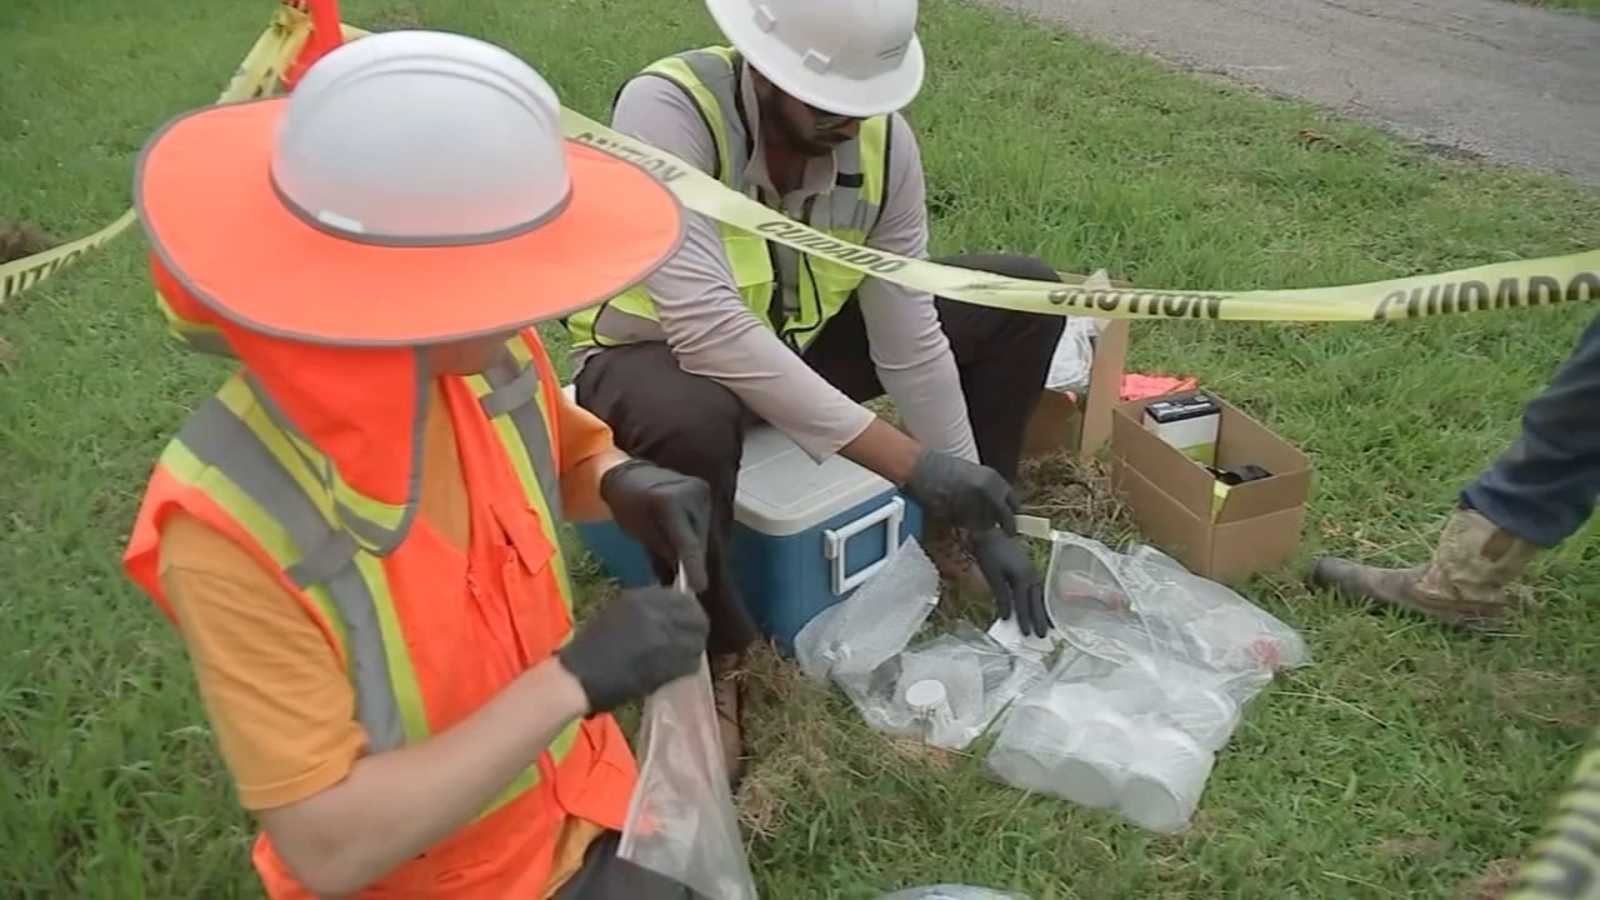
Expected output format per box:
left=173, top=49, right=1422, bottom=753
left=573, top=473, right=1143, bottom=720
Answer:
left=975, top=0, right=1600, bottom=184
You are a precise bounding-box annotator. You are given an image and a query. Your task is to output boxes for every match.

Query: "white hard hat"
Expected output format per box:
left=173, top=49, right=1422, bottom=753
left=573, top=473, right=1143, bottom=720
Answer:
left=135, top=27, right=683, bottom=346
left=705, top=0, right=925, bottom=119
left=272, top=30, right=571, bottom=243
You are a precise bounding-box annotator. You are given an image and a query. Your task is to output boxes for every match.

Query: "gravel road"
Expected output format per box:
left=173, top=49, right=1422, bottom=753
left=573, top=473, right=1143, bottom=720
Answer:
left=976, top=0, right=1600, bottom=183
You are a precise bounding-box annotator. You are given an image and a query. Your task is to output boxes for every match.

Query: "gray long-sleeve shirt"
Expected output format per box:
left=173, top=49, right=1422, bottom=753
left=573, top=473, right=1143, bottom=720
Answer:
left=574, top=65, right=979, bottom=465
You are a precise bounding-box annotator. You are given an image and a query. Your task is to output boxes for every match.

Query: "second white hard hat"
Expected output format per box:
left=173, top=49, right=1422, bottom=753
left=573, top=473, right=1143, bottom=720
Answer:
left=705, top=0, right=925, bottom=119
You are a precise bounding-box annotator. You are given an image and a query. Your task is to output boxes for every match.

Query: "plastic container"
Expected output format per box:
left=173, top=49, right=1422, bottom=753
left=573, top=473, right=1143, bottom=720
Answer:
left=1118, top=727, right=1215, bottom=833
left=572, top=400, right=925, bottom=653
left=896, top=650, right=985, bottom=748
left=987, top=684, right=1134, bottom=810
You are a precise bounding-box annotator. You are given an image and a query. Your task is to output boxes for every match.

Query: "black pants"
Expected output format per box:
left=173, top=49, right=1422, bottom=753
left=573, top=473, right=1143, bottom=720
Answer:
left=552, top=830, right=702, bottom=899
left=574, top=253, right=1066, bottom=655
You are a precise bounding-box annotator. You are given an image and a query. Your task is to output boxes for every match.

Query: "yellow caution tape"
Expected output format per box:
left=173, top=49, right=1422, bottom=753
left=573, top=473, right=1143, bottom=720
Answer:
left=418, top=3, right=1599, bottom=322
left=5, top=10, right=1596, bottom=325
left=556, top=110, right=1597, bottom=322
left=0, top=7, right=310, bottom=305
left=0, top=210, right=138, bottom=304
left=1506, top=734, right=1600, bottom=900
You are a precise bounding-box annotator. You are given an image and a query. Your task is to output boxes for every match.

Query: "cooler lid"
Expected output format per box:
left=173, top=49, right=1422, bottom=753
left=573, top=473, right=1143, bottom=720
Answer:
left=735, top=425, right=897, bottom=536
left=559, top=383, right=897, bottom=538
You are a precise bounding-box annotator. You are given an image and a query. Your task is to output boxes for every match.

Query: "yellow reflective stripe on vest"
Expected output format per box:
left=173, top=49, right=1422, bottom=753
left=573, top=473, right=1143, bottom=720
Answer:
left=641, top=52, right=735, bottom=184
left=481, top=721, right=582, bottom=819
left=227, top=370, right=421, bottom=557
left=158, top=439, right=350, bottom=655
left=461, top=339, right=583, bottom=820
left=155, top=292, right=233, bottom=357
left=137, top=309, right=414, bottom=554
left=463, top=340, right=577, bottom=613
left=172, top=380, right=424, bottom=752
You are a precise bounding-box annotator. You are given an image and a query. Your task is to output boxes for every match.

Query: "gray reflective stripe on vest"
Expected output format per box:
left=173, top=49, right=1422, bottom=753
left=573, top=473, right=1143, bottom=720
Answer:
left=584, top=303, right=669, bottom=346
left=812, top=140, right=877, bottom=234
left=176, top=395, right=408, bottom=753
left=676, top=49, right=749, bottom=184
left=479, top=349, right=564, bottom=523
left=172, top=328, right=235, bottom=359
left=240, top=370, right=426, bottom=557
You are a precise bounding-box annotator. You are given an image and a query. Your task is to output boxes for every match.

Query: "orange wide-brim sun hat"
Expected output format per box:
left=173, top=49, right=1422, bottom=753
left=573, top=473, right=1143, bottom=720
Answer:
left=135, top=97, right=684, bottom=347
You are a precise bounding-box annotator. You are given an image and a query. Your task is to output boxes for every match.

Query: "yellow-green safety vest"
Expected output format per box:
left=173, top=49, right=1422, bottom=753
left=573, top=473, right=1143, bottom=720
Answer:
left=565, top=46, right=892, bottom=353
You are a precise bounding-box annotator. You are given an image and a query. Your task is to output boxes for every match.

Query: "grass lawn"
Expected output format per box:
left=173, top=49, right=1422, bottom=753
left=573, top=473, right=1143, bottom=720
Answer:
left=1513, top=0, right=1600, bottom=14
left=3, top=0, right=1599, bottom=897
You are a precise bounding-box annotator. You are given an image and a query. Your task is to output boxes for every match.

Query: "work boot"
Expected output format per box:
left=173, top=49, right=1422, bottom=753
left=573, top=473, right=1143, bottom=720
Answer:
left=1308, top=507, right=1538, bottom=631
left=709, top=653, right=746, bottom=785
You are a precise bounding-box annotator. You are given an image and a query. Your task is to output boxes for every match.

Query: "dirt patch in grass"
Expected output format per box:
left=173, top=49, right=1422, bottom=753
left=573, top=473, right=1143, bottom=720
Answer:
left=0, top=220, right=56, bottom=265
left=1017, top=451, right=1139, bottom=547
left=1371, top=836, right=1449, bottom=857
left=365, top=1, right=426, bottom=30
left=1455, top=857, right=1522, bottom=900
left=735, top=642, right=847, bottom=837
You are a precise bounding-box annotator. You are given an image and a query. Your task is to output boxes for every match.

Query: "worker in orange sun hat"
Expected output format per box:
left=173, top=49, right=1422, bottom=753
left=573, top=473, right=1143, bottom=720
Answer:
left=122, top=28, right=714, bottom=899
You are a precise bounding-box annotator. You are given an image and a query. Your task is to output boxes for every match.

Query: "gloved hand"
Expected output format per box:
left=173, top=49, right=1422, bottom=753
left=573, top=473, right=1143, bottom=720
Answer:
left=600, top=459, right=712, bottom=593
left=970, top=528, right=1050, bottom=638
left=901, top=450, right=1020, bottom=537
left=557, top=585, right=710, bottom=715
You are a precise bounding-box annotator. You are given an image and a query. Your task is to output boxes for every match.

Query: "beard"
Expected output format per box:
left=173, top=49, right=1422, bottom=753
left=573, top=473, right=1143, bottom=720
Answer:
left=761, top=88, right=852, bottom=157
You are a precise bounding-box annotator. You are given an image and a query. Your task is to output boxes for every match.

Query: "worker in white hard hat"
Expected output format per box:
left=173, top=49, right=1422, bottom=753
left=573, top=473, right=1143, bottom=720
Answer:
left=564, top=0, right=1064, bottom=778
left=123, top=29, right=712, bottom=898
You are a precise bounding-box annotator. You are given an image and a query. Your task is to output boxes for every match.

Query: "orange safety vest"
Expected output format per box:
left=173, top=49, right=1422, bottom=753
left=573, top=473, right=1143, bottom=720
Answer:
left=124, top=260, right=636, bottom=896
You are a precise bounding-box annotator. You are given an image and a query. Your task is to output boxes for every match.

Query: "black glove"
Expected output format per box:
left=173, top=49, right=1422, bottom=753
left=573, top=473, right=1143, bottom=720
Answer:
left=902, top=450, right=1020, bottom=536
left=557, top=585, right=710, bottom=715
left=600, top=459, right=712, bottom=593
left=970, top=529, right=1050, bottom=638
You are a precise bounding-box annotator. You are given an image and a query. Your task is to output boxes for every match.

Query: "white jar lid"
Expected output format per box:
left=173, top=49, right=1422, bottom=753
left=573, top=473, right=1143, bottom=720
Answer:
left=904, top=679, right=948, bottom=711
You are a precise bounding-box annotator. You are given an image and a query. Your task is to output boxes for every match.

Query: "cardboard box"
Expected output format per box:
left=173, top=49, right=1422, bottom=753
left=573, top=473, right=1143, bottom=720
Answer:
left=1021, top=272, right=1132, bottom=463
left=1111, top=391, right=1312, bottom=583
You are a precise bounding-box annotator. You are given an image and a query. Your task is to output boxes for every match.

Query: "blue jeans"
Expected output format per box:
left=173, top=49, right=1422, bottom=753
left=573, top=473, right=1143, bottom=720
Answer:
left=1462, top=312, right=1600, bottom=548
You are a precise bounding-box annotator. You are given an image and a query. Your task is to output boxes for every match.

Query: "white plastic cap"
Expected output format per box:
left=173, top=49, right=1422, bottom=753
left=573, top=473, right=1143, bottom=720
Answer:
left=705, top=0, right=925, bottom=118
left=904, top=678, right=948, bottom=712
left=271, top=30, right=570, bottom=244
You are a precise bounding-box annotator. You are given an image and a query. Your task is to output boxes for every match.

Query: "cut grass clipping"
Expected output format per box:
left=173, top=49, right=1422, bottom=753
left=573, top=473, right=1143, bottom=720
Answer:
left=3, top=0, right=1598, bottom=897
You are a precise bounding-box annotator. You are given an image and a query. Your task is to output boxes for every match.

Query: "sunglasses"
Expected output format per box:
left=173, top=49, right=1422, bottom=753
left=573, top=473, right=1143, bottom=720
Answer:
left=803, top=103, right=860, bottom=132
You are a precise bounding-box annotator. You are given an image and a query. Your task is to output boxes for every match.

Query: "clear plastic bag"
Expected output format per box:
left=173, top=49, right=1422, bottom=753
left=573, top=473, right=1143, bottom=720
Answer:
left=836, top=624, right=1048, bottom=750
left=1044, top=530, right=1310, bottom=698
left=794, top=538, right=940, bottom=682
left=619, top=572, right=759, bottom=900
left=1043, top=270, right=1111, bottom=394
left=983, top=528, right=1310, bottom=833
left=1044, top=316, right=1101, bottom=393
left=881, top=887, right=1029, bottom=900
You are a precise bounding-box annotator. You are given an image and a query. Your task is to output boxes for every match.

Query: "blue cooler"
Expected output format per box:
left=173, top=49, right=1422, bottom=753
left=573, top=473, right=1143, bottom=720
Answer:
left=573, top=410, right=924, bottom=654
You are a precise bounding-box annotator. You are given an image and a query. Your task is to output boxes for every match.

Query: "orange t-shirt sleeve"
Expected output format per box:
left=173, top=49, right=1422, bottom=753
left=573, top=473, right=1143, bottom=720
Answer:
left=555, top=386, right=623, bottom=514
left=158, top=512, right=368, bottom=811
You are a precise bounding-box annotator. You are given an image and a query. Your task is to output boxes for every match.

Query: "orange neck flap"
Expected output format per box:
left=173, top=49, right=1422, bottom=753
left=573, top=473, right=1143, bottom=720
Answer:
left=152, top=253, right=429, bottom=550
